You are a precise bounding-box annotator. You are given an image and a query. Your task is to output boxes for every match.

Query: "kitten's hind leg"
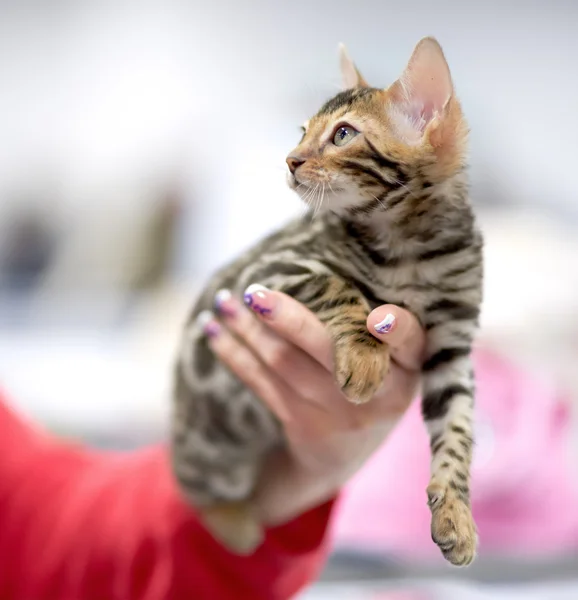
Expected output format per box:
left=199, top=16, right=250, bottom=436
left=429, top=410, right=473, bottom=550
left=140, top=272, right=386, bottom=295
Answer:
left=421, top=324, right=478, bottom=566
left=198, top=501, right=264, bottom=555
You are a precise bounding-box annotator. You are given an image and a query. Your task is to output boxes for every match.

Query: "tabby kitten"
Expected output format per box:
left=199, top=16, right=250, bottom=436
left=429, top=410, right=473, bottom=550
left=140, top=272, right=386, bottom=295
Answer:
left=172, top=37, right=483, bottom=567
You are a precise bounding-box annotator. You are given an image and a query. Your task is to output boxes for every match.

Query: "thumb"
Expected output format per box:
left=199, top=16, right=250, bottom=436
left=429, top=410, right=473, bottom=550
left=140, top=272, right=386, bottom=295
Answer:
left=367, top=304, right=425, bottom=371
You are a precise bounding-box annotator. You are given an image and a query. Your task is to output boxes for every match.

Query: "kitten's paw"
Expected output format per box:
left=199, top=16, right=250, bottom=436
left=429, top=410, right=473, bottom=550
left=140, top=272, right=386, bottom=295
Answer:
left=334, top=338, right=390, bottom=404
left=199, top=501, right=264, bottom=555
left=428, top=482, right=477, bottom=567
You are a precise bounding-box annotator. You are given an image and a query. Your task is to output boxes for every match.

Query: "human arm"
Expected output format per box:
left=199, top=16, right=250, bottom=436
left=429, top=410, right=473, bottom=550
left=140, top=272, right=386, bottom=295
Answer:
left=0, top=394, right=331, bottom=600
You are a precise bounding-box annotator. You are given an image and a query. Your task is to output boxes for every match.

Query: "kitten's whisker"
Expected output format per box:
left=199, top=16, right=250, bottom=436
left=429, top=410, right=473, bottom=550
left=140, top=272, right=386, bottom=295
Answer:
left=369, top=192, right=387, bottom=211
left=313, top=184, right=321, bottom=218
left=310, top=184, right=318, bottom=217
left=300, top=184, right=315, bottom=216
left=309, top=184, right=321, bottom=218
left=319, top=183, right=327, bottom=215
left=304, top=184, right=317, bottom=204
left=300, top=185, right=312, bottom=202
left=293, top=183, right=311, bottom=217
left=312, top=184, right=321, bottom=218
left=302, top=184, right=318, bottom=215
left=392, top=178, right=419, bottom=201
left=317, top=183, right=324, bottom=217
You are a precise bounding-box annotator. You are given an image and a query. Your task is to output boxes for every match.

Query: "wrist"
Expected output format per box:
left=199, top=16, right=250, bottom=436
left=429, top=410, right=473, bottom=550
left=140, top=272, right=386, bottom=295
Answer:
left=254, top=447, right=341, bottom=526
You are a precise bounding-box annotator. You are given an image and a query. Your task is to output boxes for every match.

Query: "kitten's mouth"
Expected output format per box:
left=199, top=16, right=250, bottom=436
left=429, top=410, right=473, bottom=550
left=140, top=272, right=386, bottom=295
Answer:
left=288, top=172, right=306, bottom=190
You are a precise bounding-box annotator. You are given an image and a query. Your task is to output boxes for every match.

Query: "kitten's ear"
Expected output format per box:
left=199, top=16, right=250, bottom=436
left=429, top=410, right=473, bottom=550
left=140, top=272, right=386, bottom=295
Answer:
left=339, top=43, right=368, bottom=89
left=388, top=37, right=454, bottom=142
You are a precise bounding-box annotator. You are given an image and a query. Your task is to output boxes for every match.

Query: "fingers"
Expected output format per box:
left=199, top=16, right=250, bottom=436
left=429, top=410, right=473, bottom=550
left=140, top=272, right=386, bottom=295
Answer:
left=241, top=284, right=334, bottom=370
left=237, top=284, right=422, bottom=420
left=198, top=310, right=344, bottom=437
left=239, top=284, right=425, bottom=374
left=367, top=305, right=426, bottom=371
left=195, top=285, right=423, bottom=439
left=197, top=313, right=294, bottom=424
left=213, top=289, right=337, bottom=403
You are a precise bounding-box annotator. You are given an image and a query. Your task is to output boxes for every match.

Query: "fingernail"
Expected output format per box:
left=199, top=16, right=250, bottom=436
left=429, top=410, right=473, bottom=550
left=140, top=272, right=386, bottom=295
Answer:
left=374, top=313, right=396, bottom=334
left=196, top=310, right=221, bottom=338
left=214, top=288, right=236, bottom=317
left=243, top=283, right=274, bottom=317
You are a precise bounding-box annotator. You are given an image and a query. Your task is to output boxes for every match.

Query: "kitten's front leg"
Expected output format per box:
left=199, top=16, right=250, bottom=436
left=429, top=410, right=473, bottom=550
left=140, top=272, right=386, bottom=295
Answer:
left=286, top=274, right=390, bottom=404
left=421, top=315, right=479, bottom=566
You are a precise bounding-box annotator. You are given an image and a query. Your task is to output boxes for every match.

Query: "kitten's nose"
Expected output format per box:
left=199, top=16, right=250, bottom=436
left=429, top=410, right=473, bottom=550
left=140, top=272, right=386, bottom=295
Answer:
left=286, top=156, right=306, bottom=174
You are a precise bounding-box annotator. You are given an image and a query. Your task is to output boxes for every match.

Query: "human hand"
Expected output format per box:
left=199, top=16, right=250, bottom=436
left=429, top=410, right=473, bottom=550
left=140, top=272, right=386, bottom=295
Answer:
left=202, top=285, right=425, bottom=525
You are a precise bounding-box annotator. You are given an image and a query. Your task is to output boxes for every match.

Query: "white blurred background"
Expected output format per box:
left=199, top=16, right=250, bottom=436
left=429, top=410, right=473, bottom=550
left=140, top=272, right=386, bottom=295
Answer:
left=1, top=0, right=577, bottom=594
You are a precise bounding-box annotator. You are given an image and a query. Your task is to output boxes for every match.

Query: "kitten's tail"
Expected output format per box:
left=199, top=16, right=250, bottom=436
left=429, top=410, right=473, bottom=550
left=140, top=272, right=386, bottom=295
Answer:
left=198, top=501, right=264, bottom=555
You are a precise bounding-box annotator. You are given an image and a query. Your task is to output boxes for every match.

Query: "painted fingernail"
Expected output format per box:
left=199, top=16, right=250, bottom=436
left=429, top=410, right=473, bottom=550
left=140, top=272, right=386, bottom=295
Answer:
left=196, top=310, right=221, bottom=338
left=243, top=283, right=273, bottom=317
left=374, top=313, right=396, bottom=334
left=214, top=288, right=236, bottom=317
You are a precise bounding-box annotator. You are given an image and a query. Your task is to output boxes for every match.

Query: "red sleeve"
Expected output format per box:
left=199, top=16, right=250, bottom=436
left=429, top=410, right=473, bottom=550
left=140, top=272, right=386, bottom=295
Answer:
left=0, top=391, right=334, bottom=600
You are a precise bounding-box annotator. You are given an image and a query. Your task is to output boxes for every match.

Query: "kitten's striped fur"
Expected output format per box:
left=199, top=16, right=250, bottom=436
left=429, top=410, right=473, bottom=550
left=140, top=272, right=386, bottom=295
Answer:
left=172, top=37, right=483, bottom=566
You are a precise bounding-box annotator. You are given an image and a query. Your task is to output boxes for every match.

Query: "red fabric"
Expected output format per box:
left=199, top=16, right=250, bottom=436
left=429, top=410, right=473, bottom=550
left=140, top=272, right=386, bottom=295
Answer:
left=0, top=392, right=334, bottom=599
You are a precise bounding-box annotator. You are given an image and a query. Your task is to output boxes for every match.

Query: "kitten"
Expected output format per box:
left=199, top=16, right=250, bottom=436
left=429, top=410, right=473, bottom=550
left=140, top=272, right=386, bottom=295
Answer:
left=171, top=37, right=483, bottom=567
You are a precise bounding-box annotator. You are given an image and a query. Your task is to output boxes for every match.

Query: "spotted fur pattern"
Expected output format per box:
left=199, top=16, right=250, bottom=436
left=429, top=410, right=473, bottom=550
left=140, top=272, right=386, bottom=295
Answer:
left=171, top=38, right=483, bottom=566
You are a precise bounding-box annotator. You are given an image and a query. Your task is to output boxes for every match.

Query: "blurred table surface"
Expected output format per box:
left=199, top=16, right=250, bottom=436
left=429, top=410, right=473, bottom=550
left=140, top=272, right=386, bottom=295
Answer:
left=301, top=579, right=578, bottom=600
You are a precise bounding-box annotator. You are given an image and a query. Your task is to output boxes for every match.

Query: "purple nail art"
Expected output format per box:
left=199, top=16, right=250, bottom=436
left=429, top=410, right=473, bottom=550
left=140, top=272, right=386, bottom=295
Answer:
left=243, top=284, right=272, bottom=316
left=196, top=310, right=220, bottom=337
left=204, top=320, right=221, bottom=338
left=374, top=313, right=395, bottom=334
left=214, top=289, right=235, bottom=317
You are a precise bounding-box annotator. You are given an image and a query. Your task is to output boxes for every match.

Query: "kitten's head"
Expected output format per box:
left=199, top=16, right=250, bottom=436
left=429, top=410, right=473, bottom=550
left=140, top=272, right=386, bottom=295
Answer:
left=286, top=37, right=468, bottom=218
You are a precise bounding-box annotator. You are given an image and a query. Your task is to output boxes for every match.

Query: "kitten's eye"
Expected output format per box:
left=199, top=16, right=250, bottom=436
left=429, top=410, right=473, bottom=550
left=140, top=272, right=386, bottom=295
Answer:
left=333, top=125, right=358, bottom=147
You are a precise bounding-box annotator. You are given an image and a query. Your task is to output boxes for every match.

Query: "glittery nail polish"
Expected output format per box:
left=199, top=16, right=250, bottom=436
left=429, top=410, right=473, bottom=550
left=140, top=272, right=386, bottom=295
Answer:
left=196, top=310, right=221, bottom=337
left=214, top=289, right=235, bottom=317
left=243, top=284, right=273, bottom=316
left=204, top=320, right=221, bottom=338
left=374, top=313, right=396, bottom=334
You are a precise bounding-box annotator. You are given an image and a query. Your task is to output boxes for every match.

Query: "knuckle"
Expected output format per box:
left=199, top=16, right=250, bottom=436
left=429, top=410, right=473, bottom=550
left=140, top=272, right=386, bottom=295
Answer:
left=290, top=310, right=309, bottom=339
left=237, top=357, right=262, bottom=388
left=208, top=330, right=231, bottom=357
left=224, top=350, right=246, bottom=376
left=235, top=310, right=261, bottom=340
left=267, top=342, right=289, bottom=370
left=217, top=336, right=252, bottom=375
